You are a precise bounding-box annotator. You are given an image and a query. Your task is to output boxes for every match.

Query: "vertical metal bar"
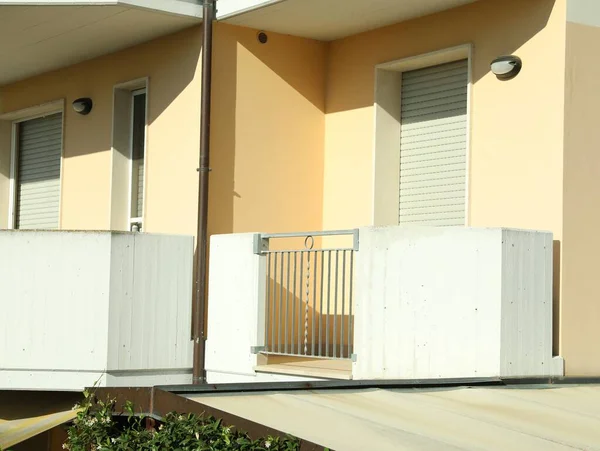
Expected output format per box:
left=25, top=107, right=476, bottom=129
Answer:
left=265, top=252, right=271, bottom=352
left=298, top=252, right=304, bottom=355
left=319, top=251, right=324, bottom=357
left=285, top=252, right=290, bottom=354
left=349, top=251, right=354, bottom=356
left=304, top=251, right=310, bottom=355
left=326, top=250, right=331, bottom=357
left=341, top=250, right=346, bottom=358
left=272, top=252, right=278, bottom=352
left=292, top=251, right=297, bottom=355
left=311, top=250, right=317, bottom=356
left=278, top=251, right=284, bottom=353
left=333, top=250, right=339, bottom=358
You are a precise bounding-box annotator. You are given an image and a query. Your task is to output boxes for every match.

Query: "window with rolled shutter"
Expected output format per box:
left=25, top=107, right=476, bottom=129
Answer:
left=130, top=89, right=146, bottom=228
left=15, top=113, right=63, bottom=229
left=399, top=59, right=468, bottom=226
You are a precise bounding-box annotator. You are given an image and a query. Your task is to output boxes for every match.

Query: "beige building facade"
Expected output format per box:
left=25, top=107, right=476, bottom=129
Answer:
left=0, top=0, right=598, bottom=375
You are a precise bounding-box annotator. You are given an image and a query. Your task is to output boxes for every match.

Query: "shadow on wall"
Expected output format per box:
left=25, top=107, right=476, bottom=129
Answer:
left=0, top=26, right=202, bottom=231
left=0, top=390, right=81, bottom=421
left=207, top=23, right=327, bottom=239
left=265, top=279, right=354, bottom=359
left=0, top=390, right=77, bottom=451
left=328, top=0, right=556, bottom=114
left=0, top=27, right=201, bottom=159
left=263, top=245, right=355, bottom=358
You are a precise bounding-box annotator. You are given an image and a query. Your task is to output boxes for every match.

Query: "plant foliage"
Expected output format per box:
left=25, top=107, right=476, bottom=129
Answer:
left=62, top=390, right=300, bottom=451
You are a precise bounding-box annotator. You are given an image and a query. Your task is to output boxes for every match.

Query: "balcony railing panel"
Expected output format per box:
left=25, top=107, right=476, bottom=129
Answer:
left=254, top=230, right=358, bottom=360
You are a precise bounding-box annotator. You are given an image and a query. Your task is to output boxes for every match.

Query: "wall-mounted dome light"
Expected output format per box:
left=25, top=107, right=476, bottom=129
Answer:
left=72, top=98, right=93, bottom=115
left=490, top=55, right=522, bottom=81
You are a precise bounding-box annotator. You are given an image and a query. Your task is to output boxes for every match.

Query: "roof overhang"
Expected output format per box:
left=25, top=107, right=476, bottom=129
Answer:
left=0, top=1, right=203, bottom=86
left=220, top=0, right=479, bottom=41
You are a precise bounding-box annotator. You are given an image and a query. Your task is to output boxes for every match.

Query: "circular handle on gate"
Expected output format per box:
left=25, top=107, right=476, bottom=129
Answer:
left=304, top=235, right=315, bottom=250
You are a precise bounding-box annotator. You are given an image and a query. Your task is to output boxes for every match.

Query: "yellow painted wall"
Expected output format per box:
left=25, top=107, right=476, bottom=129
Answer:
left=0, top=23, right=327, bottom=239
left=323, top=0, right=566, bottom=236
left=209, top=23, right=326, bottom=237
left=0, top=26, right=203, bottom=236
left=561, top=20, right=600, bottom=375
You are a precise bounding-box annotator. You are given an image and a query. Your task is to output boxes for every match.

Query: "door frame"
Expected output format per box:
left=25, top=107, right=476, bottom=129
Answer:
left=371, top=44, right=473, bottom=227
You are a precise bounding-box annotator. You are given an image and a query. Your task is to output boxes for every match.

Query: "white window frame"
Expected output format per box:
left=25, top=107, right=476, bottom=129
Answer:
left=0, top=100, right=65, bottom=230
left=371, top=44, right=473, bottom=227
left=128, top=87, right=148, bottom=232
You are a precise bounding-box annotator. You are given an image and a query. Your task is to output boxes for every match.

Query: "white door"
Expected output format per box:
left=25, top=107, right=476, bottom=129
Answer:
left=399, top=59, right=468, bottom=226
left=15, top=113, right=63, bottom=229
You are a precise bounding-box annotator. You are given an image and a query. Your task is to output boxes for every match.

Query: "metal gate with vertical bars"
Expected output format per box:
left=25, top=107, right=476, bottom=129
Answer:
left=254, top=230, right=359, bottom=360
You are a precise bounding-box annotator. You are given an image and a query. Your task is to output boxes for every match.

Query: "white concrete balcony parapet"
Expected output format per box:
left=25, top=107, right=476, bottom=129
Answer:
left=206, top=226, right=563, bottom=383
left=0, top=230, right=194, bottom=390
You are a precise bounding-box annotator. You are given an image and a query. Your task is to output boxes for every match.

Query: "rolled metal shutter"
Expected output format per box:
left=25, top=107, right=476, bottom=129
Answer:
left=399, top=59, right=468, bottom=226
left=131, top=90, right=146, bottom=220
left=16, top=113, right=62, bottom=229
left=136, top=163, right=144, bottom=218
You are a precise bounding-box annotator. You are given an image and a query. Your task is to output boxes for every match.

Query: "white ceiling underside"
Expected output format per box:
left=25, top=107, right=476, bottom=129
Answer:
left=223, top=0, right=479, bottom=41
left=0, top=2, right=202, bottom=86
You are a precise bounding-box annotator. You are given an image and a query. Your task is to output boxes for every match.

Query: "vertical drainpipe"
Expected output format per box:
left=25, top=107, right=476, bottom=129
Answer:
left=193, top=0, right=215, bottom=385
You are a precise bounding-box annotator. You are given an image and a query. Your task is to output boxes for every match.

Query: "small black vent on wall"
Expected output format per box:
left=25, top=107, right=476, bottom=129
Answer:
left=257, top=31, right=268, bottom=44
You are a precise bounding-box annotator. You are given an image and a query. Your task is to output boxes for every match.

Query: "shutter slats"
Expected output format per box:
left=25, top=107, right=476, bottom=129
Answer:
left=401, top=59, right=468, bottom=79
left=17, top=206, right=61, bottom=216
left=401, top=140, right=467, bottom=154
left=401, top=169, right=466, bottom=184
left=401, top=146, right=465, bottom=159
left=400, top=191, right=466, bottom=205
left=17, top=194, right=60, bottom=205
left=402, top=87, right=468, bottom=106
left=401, top=155, right=466, bottom=171
left=401, top=178, right=465, bottom=191
left=136, top=162, right=144, bottom=218
left=19, top=183, right=61, bottom=195
left=401, top=108, right=467, bottom=125
left=16, top=113, right=62, bottom=229
left=401, top=116, right=466, bottom=133
left=402, top=67, right=467, bottom=86
left=18, top=161, right=61, bottom=175
left=400, top=128, right=467, bottom=144
left=399, top=60, right=467, bottom=227
left=401, top=183, right=465, bottom=197
left=402, top=102, right=466, bottom=119
left=19, top=122, right=62, bottom=135
left=402, top=81, right=469, bottom=101
left=19, top=150, right=63, bottom=164
left=402, top=93, right=468, bottom=112
left=20, top=131, right=62, bottom=144
left=402, top=74, right=468, bottom=92
left=18, top=147, right=61, bottom=161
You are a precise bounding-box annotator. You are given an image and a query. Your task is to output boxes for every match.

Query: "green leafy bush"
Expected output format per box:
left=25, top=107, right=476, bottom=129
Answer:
left=63, top=390, right=299, bottom=451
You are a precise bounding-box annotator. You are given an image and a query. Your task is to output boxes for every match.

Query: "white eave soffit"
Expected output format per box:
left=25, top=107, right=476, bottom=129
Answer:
left=0, top=0, right=203, bottom=19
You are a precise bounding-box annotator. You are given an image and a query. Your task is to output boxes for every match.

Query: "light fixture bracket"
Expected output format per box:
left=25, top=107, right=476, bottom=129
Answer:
left=72, top=97, right=93, bottom=115
left=490, top=55, right=522, bottom=81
